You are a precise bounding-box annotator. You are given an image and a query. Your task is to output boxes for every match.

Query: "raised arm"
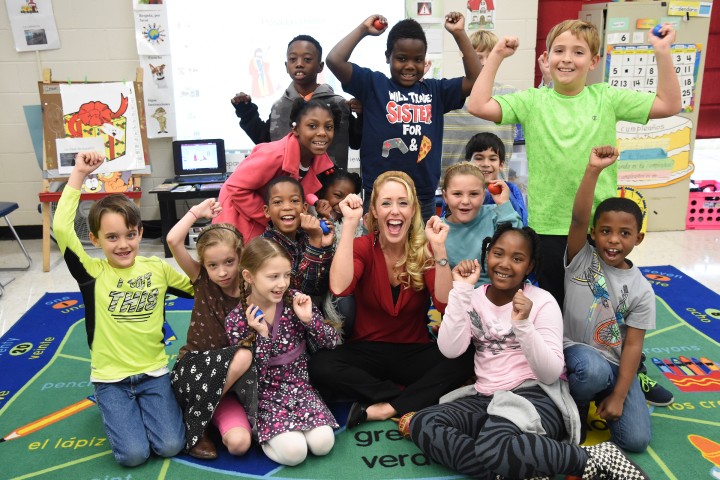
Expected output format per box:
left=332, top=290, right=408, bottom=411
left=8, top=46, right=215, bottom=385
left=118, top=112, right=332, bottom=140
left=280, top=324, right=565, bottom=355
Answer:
left=425, top=215, right=451, bottom=304
left=167, top=198, right=222, bottom=282
left=444, top=12, right=482, bottom=96
left=326, top=15, right=386, bottom=85
left=466, top=36, right=518, bottom=122
left=567, top=146, right=619, bottom=263
left=329, top=194, right=363, bottom=294
left=648, top=24, right=682, bottom=119
left=231, top=92, right=271, bottom=144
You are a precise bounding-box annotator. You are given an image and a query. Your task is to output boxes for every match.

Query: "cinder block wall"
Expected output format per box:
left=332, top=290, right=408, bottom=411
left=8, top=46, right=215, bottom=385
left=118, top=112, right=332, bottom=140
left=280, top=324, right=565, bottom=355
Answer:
left=0, top=0, right=539, bottom=226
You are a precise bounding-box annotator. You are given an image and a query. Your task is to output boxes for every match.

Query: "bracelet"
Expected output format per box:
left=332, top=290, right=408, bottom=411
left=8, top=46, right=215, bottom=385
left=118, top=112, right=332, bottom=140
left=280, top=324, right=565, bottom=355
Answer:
left=188, top=209, right=198, bottom=220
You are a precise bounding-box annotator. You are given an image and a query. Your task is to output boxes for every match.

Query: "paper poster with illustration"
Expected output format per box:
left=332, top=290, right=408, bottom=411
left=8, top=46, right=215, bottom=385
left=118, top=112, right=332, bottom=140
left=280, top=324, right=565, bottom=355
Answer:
left=59, top=82, right=146, bottom=174
left=134, top=9, right=170, bottom=55
left=5, top=0, right=61, bottom=51
left=466, top=0, right=495, bottom=31
left=406, top=0, right=444, bottom=24
left=140, top=55, right=175, bottom=138
left=616, top=115, right=693, bottom=188
left=81, top=171, right=136, bottom=193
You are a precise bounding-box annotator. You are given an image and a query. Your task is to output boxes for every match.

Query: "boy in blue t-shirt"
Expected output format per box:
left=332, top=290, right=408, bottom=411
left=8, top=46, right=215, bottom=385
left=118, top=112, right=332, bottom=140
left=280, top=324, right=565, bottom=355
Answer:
left=326, top=12, right=481, bottom=221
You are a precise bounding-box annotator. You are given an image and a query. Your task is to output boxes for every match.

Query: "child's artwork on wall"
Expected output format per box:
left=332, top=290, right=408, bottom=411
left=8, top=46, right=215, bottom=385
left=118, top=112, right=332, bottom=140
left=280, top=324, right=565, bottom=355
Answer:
left=466, top=0, right=495, bottom=31
left=58, top=83, right=145, bottom=174
left=140, top=55, right=176, bottom=138
left=81, top=171, right=136, bottom=193
left=616, top=115, right=693, bottom=188
left=38, top=79, right=150, bottom=176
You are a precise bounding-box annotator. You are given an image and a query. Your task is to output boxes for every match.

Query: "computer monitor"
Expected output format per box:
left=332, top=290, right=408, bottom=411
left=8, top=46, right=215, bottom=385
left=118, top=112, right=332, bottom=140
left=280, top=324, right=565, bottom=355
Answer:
left=172, top=139, right=226, bottom=177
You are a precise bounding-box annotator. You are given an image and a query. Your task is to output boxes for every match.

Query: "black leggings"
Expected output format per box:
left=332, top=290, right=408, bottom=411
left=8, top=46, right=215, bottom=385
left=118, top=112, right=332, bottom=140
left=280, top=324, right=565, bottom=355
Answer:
left=410, top=386, right=588, bottom=479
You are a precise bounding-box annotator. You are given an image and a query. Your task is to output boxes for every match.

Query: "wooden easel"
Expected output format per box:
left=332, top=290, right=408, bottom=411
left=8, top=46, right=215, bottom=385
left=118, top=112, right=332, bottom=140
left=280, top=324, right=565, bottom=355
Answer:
left=38, top=68, right=148, bottom=272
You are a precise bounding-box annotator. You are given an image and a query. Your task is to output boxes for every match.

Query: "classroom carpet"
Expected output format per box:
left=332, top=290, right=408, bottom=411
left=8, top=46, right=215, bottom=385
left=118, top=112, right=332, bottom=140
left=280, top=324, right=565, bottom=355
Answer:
left=1, top=265, right=719, bottom=480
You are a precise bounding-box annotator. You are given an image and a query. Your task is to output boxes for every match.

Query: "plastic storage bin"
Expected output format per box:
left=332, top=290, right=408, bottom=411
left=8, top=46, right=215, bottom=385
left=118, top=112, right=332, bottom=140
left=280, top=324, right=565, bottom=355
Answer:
left=686, top=180, right=720, bottom=230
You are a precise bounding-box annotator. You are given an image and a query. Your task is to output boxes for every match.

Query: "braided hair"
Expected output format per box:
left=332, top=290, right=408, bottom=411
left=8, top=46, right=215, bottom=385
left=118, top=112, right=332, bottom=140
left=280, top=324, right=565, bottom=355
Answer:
left=479, top=223, right=542, bottom=282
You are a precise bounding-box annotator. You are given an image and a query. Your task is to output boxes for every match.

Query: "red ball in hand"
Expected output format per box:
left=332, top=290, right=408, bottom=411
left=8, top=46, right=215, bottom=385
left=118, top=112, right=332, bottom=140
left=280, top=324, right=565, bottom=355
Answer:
left=487, top=183, right=502, bottom=195
left=373, top=19, right=387, bottom=30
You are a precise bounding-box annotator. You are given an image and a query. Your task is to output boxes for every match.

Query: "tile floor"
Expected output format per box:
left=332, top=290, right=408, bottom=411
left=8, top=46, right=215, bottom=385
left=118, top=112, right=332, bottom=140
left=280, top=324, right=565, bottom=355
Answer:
left=1, top=231, right=719, bottom=337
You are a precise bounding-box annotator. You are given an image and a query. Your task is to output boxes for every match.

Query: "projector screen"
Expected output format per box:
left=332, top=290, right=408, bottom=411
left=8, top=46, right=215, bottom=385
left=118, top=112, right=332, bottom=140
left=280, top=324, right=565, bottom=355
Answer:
left=167, top=1, right=406, bottom=151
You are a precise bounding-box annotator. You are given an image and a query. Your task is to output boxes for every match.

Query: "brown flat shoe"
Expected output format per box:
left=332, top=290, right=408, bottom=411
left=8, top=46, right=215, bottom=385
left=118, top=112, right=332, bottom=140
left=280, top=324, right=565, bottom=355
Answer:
left=188, top=432, right=218, bottom=460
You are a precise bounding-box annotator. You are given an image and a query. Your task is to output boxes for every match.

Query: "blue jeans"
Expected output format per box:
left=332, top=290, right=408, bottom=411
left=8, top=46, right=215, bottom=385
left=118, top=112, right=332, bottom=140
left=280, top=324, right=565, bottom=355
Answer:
left=94, top=373, right=185, bottom=466
left=564, top=344, right=651, bottom=452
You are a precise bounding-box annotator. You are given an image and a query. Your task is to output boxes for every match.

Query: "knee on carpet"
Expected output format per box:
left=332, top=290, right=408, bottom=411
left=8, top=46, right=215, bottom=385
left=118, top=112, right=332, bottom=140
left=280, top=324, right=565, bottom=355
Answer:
left=114, top=446, right=151, bottom=467
left=614, top=431, right=651, bottom=453
left=277, top=442, right=309, bottom=466
left=152, top=435, right=185, bottom=458
left=306, top=427, right=335, bottom=456
left=223, top=428, right=252, bottom=456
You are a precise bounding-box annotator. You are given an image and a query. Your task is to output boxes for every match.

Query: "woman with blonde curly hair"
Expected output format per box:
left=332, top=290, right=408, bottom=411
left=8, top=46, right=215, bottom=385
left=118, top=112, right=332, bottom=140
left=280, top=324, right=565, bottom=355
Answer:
left=308, top=171, right=474, bottom=429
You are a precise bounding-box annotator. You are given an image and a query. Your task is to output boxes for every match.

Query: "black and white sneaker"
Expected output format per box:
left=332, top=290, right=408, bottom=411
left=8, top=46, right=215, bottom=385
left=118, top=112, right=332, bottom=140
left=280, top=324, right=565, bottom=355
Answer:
left=582, top=442, right=650, bottom=480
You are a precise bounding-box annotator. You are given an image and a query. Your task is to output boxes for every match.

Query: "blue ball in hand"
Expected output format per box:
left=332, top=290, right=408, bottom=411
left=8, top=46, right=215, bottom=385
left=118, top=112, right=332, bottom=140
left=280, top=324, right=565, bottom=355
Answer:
left=652, top=24, right=666, bottom=38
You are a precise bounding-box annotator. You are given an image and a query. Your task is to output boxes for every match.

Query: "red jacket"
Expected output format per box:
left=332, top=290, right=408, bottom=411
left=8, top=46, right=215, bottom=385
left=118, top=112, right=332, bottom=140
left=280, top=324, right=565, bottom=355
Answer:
left=333, top=234, right=446, bottom=344
left=215, top=133, right=335, bottom=242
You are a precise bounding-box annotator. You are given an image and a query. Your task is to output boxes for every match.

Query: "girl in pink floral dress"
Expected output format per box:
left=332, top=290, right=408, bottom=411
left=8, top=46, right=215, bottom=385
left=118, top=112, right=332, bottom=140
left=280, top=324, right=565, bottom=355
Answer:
left=225, top=237, right=339, bottom=466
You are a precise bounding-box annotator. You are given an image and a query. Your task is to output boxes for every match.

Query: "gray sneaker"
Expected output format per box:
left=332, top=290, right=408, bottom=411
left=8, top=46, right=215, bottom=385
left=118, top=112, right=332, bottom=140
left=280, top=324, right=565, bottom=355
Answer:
left=582, top=442, right=650, bottom=480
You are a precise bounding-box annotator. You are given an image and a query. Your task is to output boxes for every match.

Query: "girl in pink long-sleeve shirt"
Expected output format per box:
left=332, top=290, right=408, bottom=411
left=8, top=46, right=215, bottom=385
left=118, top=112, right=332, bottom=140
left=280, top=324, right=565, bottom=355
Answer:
left=407, top=223, right=651, bottom=480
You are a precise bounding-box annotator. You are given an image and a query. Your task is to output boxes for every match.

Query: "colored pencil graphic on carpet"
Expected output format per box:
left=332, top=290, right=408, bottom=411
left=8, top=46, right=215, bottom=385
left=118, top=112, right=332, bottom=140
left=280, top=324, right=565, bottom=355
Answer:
left=652, top=356, right=720, bottom=392
left=688, top=435, right=720, bottom=479
left=0, top=396, right=96, bottom=443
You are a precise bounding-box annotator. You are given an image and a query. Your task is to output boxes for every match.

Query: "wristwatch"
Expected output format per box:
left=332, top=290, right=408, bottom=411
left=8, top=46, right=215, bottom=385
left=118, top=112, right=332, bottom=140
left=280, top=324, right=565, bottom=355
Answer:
left=435, top=257, right=449, bottom=267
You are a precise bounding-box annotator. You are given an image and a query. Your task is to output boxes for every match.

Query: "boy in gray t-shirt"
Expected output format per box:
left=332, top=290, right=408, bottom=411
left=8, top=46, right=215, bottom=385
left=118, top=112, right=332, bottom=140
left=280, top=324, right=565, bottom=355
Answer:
left=563, top=146, right=655, bottom=453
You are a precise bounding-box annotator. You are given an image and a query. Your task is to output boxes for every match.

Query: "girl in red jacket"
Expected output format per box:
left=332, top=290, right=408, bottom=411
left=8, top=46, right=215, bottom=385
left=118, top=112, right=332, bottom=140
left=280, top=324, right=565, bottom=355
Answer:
left=216, top=98, right=339, bottom=242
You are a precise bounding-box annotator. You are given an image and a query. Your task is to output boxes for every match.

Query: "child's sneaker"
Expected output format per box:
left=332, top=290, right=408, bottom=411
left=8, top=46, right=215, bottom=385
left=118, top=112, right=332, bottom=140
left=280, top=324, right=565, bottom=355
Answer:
left=582, top=442, right=650, bottom=480
left=638, top=372, right=674, bottom=406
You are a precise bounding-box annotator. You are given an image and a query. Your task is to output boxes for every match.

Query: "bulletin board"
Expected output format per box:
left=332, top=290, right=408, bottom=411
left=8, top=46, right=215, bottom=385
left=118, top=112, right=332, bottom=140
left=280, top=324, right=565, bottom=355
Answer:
left=604, top=43, right=702, bottom=112
left=37, top=73, right=150, bottom=175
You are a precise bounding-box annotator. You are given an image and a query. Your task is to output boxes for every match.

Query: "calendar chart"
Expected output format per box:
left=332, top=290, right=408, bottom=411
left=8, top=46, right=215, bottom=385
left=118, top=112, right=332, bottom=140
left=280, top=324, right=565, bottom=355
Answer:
left=581, top=1, right=711, bottom=231
left=605, top=44, right=702, bottom=112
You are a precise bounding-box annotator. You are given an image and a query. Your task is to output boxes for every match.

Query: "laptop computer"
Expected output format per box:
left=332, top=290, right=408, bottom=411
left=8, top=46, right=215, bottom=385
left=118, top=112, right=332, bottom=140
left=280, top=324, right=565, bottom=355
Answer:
left=172, top=139, right=228, bottom=184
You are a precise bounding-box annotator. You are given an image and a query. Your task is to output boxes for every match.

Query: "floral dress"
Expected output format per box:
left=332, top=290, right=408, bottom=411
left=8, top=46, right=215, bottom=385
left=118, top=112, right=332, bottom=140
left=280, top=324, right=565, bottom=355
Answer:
left=225, top=291, right=340, bottom=443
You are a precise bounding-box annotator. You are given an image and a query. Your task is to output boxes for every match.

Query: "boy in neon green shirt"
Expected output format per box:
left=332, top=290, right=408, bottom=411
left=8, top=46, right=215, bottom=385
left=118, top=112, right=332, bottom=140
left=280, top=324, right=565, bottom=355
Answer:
left=53, top=151, right=194, bottom=466
left=466, top=19, right=680, bottom=308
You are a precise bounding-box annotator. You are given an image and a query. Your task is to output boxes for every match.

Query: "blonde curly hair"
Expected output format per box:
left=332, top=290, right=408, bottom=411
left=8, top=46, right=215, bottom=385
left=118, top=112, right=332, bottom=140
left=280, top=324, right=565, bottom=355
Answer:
left=365, top=171, right=433, bottom=292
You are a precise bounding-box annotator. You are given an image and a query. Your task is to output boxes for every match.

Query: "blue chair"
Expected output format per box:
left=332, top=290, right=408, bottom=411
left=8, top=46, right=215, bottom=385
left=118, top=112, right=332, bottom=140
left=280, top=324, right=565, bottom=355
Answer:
left=0, top=202, right=32, bottom=296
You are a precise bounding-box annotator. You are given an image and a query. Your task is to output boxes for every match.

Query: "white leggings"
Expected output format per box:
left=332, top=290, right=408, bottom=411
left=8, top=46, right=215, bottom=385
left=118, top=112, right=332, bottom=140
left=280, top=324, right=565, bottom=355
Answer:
left=261, top=426, right=335, bottom=466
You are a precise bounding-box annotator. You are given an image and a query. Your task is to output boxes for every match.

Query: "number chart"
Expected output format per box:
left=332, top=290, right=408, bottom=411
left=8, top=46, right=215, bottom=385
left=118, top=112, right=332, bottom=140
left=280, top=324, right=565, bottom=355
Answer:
left=604, top=43, right=701, bottom=113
